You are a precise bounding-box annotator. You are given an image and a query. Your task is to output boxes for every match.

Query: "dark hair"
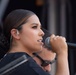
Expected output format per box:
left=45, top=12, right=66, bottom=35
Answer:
left=0, top=21, right=9, bottom=58
left=2, top=9, right=35, bottom=51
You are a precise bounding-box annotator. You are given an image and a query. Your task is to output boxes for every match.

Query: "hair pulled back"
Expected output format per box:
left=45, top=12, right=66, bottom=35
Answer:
left=2, top=9, right=35, bottom=52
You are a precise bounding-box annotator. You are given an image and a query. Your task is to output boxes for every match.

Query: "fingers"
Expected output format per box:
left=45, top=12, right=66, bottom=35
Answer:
left=50, top=34, right=66, bottom=42
left=49, top=34, right=67, bottom=54
left=59, top=36, right=66, bottom=41
left=50, top=34, right=55, bottom=38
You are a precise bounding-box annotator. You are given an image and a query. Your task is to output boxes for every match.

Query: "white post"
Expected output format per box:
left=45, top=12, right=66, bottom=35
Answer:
left=48, top=0, right=66, bottom=75
left=48, top=0, right=57, bottom=75
left=0, top=0, right=9, bottom=20
left=60, top=0, right=66, bottom=37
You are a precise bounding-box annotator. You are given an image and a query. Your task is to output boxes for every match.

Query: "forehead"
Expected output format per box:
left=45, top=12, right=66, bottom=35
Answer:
left=17, top=15, right=42, bottom=31
left=26, top=15, right=41, bottom=25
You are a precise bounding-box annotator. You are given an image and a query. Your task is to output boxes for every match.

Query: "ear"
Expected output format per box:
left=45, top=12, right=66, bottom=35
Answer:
left=11, top=29, right=20, bottom=39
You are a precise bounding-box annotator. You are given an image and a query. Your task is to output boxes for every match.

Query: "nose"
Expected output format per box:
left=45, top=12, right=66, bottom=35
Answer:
left=39, top=29, right=45, bottom=36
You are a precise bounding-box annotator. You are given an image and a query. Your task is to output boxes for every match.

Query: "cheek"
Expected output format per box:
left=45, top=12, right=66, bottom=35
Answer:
left=24, top=30, right=38, bottom=38
left=21, top=30, right=35, bottom=39
left=25, top=31, right=39, bottom=44
left=20, top=30, right=41, bottom=51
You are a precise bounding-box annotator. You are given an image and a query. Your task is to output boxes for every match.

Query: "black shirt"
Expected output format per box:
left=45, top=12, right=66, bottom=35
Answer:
left=0, top=52, right=50, bottom=75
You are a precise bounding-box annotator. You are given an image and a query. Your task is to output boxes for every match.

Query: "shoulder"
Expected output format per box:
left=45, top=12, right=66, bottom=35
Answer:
left=0, top=52, right=29, bottom=67
left=0, top=52, right=50, bottom=75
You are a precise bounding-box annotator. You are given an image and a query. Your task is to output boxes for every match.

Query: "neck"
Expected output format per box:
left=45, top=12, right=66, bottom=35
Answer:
left=8, top=46, right=33, bottom=57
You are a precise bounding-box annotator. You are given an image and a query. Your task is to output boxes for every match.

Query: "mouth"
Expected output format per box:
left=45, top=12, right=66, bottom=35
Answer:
left=37, top=39, right=42, bottom=42
left=37, top=39, right=44, bottom=45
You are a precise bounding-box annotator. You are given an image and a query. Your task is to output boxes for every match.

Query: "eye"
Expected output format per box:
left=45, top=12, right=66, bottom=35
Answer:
left=32, top=25, right=38, bottom=29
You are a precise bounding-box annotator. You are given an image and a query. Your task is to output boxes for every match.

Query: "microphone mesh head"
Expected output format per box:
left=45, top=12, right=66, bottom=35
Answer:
left=41, top=28, right=51, bottom=50
left=45, top=37, right=51, bottom=49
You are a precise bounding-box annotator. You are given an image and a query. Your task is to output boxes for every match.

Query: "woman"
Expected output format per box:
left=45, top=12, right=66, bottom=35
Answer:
left=0, top=9, right=69, bottom=75
left=0, top=9, right=48, bottom=75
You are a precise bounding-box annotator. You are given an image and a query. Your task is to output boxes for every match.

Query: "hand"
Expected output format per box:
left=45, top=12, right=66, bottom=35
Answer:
left=49, top=34, right=68, bottom=55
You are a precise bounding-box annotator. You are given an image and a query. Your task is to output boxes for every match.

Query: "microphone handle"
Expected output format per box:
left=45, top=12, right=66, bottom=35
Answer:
left=67, top=42, right=76, bottom=49
left=45, top=37, right=76, bottom=50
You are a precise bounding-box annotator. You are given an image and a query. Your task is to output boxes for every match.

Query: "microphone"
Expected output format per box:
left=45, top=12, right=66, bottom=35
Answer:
left=45, top=37, right=76, bottom=49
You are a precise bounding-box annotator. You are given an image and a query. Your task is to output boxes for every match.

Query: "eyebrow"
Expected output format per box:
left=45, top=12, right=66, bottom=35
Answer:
left=31, top=23, right=41, bottom=27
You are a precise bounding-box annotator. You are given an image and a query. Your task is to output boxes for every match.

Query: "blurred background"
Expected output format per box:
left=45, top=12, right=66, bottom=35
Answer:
left=0, top=0, right=76, bottom=75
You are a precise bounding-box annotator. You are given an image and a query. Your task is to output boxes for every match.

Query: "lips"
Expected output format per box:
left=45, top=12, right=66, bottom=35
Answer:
left=37, top=39, right=42, bottom=42
left=37, top=39, right=44, bottom=45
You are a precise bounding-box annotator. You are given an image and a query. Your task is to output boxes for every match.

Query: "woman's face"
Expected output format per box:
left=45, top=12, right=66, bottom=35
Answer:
left=19, top=15, right=44, bottom=53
